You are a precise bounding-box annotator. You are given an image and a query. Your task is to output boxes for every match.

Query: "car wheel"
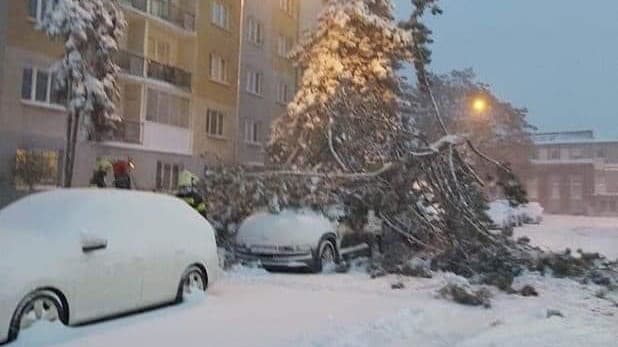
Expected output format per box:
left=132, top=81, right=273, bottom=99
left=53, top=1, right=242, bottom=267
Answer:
left=8, top=290, right=65, bottom=342
left=313, top=240, right=336, bottom=273
left=176, top=265, right=207, bottom=303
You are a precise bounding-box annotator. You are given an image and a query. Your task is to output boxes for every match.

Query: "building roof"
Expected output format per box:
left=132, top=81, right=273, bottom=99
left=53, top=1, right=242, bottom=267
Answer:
left=533, top=130, right=618, bottom=145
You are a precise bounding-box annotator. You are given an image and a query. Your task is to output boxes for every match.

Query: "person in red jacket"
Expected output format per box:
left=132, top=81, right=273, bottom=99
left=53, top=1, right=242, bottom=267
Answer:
left=112, top=159, right=134, bottom=189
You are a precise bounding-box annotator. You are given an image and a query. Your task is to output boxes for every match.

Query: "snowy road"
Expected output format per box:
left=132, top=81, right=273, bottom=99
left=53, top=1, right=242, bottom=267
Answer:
left=514, top=214, right=618, bottom=260
left=11, top=215, right=618, bottom=347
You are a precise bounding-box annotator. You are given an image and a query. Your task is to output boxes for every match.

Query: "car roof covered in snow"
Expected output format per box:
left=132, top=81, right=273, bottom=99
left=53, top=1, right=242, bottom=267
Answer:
left=0, top=189, right=197, bottom=235
left=237, top=209, right=335, bottom=246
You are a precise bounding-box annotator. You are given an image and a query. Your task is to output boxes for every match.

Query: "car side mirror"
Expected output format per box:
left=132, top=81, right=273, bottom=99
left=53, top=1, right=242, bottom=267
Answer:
left=81, top=234, right=108, bottom=253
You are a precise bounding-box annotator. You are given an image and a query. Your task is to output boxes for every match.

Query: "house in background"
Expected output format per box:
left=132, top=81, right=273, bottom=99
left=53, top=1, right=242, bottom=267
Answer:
left=528, top=130, right=618, bottom=216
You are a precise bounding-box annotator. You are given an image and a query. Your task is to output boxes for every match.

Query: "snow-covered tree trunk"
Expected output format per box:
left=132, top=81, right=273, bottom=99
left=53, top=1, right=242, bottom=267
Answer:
left=39, top=0, right=126, bottom=187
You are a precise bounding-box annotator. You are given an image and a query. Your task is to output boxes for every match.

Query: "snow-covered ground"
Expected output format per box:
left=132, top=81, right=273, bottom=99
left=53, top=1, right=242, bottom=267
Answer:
left=11, top=215, right=618, bottom=347
left=514, top=214, right=618, bottom=260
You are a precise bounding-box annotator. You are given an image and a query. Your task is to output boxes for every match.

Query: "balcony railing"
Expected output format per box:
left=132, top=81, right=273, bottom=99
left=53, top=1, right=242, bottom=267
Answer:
left=116, top=50, right=145, bottom=77
left=106, top=120, right=143, bottom=144
left=147, top=60, right=192, bottom=90
left=116, top=50, right=192, bottom=90
left=121, top=0, right=196, bottom=32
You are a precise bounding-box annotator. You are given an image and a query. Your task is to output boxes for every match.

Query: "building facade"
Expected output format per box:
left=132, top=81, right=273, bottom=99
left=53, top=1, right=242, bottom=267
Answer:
left=0, top=0, right=68, bottom=206
left=0, top=0, right=244, bottom=205
left=237, top=0, right=300, bottom=165
left=528, top=131, right=618, bottom=216
left=0, top=0, right=321, bottom=206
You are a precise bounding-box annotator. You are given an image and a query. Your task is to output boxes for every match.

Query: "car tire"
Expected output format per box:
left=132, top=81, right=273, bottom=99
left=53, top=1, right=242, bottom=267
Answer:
left=313, top=240, right=336, bottom=273
left=176, top=265, right=207, bottom=303
left=8, top=290, right=65, bottom=343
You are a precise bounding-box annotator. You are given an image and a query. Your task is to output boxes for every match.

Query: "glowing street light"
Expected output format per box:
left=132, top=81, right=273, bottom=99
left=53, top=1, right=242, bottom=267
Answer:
left=472, top=97, right=488, bottom=113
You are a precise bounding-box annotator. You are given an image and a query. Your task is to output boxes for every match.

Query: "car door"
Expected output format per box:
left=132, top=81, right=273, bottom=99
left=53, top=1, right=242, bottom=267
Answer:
left=71, top=197, right=145, bottom=322
left=139, top=197, right=189, bottom=306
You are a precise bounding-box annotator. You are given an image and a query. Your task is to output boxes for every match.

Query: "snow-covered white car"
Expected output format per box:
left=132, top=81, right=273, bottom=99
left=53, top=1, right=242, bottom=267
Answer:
left=235, top=209, right=370, bottom=273
left=0, top=189, right=219, bottom=344
left=517, top=202, right=544, bottom=224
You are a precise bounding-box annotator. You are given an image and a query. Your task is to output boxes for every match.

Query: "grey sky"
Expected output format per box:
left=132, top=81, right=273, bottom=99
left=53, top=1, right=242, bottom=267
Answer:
left=393, top=0, right=618, bottom=138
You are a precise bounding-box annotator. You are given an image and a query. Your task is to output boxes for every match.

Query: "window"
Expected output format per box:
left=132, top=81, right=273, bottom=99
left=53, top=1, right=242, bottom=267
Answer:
left=244, top=119, right=262, bottom=144
left=527, top=178, right=538, bottom=201
left=550, top=176, right=561, bottom=200
left=21, top=67, right=65, bottom=106
left=247, top=17, right=264, bottom=46
left=596, top=173, right=607, bottom=194
left=150, top=0, right=171, bottom=19
left=597, top=148, right=606, bottom=158
left=35, top=71, right=49, bottom=102
left=148, top=37, right=171, bottom=64
left=14, top=149, right=59, bottom=188
left=570, top=147, right=583, bottom=159
left=570, top=176, right=583, bottom=201
left=279, top=0, right=295, bottom=16
left=277, top=34, right=294, bottom=57
left=206, top=109, right=225, bottom=137
left=550, top=148, right=560, bottom=160
left=277, top=80, right=290, bottom=104
left=146, top=88, right=190, bottom=128
left=246, top=70, right=263, bottom=95
left=210, top=54, right=228, bottom=83
left=212, top=1, right=229, bottom=29
left=28, top=0, right=48, bottom=21
left=156, top=161, right=183, bottom=191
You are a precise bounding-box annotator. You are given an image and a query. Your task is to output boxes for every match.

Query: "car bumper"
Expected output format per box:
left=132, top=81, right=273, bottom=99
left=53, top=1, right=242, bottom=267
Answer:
left=0, top=296, right=13, bottom=344
left=235, top=250, right=315, bottom=268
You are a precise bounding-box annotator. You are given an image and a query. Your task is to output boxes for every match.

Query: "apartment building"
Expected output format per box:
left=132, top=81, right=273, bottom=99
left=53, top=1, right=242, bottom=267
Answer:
left=0, top=0, right=242, bottom=205
left=74, top=0, right=242, bottom=191
left=0, top=0, right=68, bottom=206
left=237, top=0, right=300, bottom=165
left=527, top=130, right=618, bottom=216
left=299, top=0, right=323, bottom=33
left=0, top=0, right=321, bottom=206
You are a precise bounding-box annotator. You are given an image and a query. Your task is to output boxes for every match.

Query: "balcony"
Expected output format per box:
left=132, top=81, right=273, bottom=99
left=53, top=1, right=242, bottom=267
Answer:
left=116, top=50, right=192, bottom=90
left=116, top=50, right=145, bottom=77
left=147, top=60, right=192, bottom=90
left=105, top=120, right=143, bottom=144
left=121, top=0, right=196, bottom=33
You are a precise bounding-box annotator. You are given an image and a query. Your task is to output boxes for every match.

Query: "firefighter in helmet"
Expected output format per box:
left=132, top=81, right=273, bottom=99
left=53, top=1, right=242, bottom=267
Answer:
left=176, top=170, right=207, bottom=217
left=89, top=158, right=113, bottom=188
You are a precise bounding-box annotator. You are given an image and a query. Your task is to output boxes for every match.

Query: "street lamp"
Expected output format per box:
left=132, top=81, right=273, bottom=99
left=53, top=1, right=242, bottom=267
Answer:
left=472, top=97, right=488, bottom=114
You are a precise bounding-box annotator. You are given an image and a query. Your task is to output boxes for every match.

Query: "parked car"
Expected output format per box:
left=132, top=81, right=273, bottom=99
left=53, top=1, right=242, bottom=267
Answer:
left=518, top=202, right=544, bottom=224
left=234, top=209, right=371, bottom=272
left=0, top=189, right=219, bottom=344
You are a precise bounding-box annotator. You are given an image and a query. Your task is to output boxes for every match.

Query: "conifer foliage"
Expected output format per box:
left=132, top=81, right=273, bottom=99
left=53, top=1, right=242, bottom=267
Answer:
left=39, top=0, right=126, bottom=187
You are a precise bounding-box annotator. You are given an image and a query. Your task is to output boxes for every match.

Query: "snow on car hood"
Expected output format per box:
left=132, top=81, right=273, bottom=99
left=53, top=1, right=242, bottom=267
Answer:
left=236, top=209, right=335, bottom=247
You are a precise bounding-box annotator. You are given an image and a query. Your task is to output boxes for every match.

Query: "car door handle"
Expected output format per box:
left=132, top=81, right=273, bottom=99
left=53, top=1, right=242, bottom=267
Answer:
left=82, top=238, right=108, bottom=253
